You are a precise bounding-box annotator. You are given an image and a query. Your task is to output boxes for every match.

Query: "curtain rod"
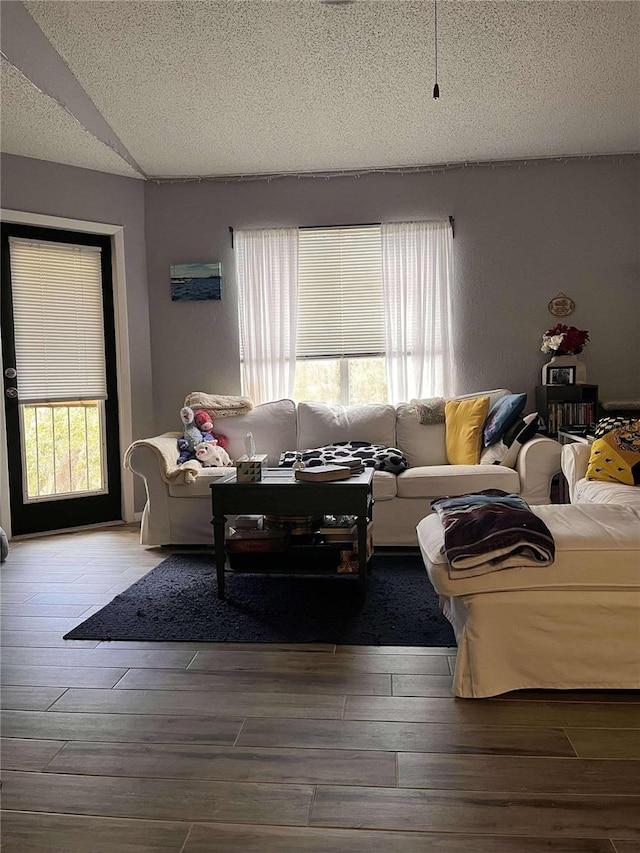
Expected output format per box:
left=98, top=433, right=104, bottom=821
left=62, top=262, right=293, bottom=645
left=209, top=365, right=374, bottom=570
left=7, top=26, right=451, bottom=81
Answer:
left=229, top=217, right=455, bottom=246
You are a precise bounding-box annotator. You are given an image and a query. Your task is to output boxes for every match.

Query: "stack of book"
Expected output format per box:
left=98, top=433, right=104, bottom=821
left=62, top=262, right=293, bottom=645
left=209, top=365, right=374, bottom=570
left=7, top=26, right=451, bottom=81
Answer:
left=294, top=459, right=365, bottom=482
left=226, top=530, right=286, bottom=553
left=333, top=458, right=365, bottom=474
left=263, top=514, right=323, bottom=536
left=294, top=465, right=352, bottom=482
left=316, top=521, right=374, bottom=559
left=316, top=523, right=357, bottom=544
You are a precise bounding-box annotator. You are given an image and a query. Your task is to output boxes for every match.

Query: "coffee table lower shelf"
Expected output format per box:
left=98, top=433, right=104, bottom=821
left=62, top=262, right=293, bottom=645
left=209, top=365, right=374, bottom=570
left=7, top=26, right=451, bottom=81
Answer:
left=227, top=541, right=367, bottom=576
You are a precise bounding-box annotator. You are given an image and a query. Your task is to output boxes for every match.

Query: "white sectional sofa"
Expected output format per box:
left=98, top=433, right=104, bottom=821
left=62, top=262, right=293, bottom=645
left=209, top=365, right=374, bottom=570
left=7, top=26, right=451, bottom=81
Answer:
left=418, top=503, right=640, bottom=697
left=562, top=443, right=640, bottom=509
left=125, top=389, right=562, bottom=547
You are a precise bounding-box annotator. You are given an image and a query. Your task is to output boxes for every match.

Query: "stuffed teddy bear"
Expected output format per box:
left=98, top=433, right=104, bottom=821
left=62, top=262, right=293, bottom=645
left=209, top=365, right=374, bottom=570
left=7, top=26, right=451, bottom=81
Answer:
left=194, top=440, right=232, bottom=468
left=180, top=406, right=204, bottom=452
left=193, top=408, right=228, bottom=449
left=176, top=437, right=196, bottom=465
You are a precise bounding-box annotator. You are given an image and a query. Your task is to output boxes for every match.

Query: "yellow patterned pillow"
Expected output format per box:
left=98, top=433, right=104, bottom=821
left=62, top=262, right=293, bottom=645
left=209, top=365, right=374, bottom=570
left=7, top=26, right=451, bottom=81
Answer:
left=585, top=421, right=640, bottom=486
left=445, top=396, right=490, bottom=465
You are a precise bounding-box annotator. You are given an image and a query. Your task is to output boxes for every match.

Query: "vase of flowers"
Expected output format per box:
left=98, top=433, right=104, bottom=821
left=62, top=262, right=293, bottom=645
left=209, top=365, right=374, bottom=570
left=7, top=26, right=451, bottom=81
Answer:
left=541, top=324, right=589, bottom=385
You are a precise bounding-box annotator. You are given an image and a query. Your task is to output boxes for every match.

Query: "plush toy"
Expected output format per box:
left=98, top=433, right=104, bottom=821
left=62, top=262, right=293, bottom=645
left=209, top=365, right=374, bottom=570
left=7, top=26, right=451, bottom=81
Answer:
left=180, top=406, right=203, bottom=452
left=194, top=409, right=214, bottom=440
left=176, top=437, right=196, bottom=465
left=194, top=441, right=232, bottom=468
left=193, top=408, right=229, bottom=448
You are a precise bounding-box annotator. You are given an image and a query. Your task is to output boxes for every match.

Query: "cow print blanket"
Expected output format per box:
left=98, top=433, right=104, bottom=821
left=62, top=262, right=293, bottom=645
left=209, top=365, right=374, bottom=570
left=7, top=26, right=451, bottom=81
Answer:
left=279, top=441, right=408, bottom=475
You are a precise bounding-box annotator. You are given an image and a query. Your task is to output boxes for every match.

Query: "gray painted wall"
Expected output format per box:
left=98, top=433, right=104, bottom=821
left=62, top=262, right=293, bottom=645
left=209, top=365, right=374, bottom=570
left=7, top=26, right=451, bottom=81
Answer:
left=1, top=153, right=153, bottom=509
left=145, top=156, right=639, bottom=432
left=2, top=152, right=637, bottom=451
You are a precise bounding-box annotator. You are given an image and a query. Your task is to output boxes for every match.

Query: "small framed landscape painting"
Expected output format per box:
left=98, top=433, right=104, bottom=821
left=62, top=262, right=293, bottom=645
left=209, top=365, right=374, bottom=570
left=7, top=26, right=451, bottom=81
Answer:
left=170, top=262, right=222, bottom=302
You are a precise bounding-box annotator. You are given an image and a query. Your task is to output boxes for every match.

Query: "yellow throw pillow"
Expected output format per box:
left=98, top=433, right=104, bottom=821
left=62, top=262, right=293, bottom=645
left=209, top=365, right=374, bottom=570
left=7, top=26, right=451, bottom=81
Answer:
left=585, top=421, right=640, bottom=486
left=445, top=396, right=490, bottom=465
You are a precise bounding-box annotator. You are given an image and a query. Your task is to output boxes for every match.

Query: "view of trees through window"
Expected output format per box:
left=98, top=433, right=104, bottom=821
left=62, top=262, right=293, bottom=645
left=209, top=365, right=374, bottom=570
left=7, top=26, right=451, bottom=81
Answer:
left=293, top=356, right=387, bottom=405
left=22, top=402, right=104, bottom=499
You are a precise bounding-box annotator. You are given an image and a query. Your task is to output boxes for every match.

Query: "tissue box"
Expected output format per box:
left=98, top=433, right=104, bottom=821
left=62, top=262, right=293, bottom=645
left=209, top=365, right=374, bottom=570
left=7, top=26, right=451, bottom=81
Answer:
left=236, top=454, right=268, bottom=482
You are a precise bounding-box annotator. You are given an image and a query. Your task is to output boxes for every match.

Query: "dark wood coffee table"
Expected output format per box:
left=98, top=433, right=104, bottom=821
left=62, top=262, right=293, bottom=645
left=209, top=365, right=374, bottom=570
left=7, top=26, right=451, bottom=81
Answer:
left=210, top=467, right=374, bottom=599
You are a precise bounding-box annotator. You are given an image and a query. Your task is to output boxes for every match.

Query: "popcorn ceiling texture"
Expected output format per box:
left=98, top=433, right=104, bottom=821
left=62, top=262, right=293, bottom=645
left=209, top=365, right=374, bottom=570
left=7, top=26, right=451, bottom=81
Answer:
left=8, top=0, right=639, bottom=179
left=0, top=58, right=141, bottom=179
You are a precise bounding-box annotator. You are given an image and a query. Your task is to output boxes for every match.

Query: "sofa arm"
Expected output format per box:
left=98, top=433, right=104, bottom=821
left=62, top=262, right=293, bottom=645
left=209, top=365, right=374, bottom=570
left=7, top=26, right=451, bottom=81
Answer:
left=561, top=443, right=592, bottom=503
left=124, top=432, right=202, bottom=485
left=516, top=435, right=562, bottom=504
left=124, top=432, right=203, bottom=546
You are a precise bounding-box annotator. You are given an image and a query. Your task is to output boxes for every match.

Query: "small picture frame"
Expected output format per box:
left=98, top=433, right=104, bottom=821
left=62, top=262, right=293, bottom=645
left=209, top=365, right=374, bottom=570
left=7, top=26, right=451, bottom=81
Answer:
left=548, top=292, right=575, bottom=317
left=548, top=365, right=576, bottom=386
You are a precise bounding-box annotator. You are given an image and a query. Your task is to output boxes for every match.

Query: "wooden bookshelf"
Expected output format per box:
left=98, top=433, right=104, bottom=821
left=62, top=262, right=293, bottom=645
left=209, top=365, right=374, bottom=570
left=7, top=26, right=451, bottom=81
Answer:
left=535, top=384, right=598, bottom=438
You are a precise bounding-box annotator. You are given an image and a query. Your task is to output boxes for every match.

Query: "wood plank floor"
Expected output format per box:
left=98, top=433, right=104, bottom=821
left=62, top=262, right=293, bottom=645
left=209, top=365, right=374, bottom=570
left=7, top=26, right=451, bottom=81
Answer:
left=1, top=524, right=638, bottom=853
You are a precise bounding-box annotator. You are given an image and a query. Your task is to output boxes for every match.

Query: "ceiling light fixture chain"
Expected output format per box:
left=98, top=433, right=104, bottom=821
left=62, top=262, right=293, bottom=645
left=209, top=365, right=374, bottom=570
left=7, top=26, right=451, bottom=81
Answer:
left=433, top=0, right=440, bottom=99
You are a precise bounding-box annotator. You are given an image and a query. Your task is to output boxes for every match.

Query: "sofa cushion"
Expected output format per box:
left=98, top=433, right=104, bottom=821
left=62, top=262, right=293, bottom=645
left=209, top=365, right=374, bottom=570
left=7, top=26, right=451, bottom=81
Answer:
left=395, top=405, right=448, bottom=467
left=215, top=399, right=297, bottom=467
left=483, top=393, right=527, bottom=446
left=574, top=477, right=640, bottom=509
left=585, top=422, right=640, bottom=486
left=418, top=504, right=640, bottom=594
left=297, top=401, right=396, bottom=450
left=373, top=471, right=397, bottom=501
left=445, top=397, right=490, bottom=464
left=396, top=464, right=520, bottom=499
left=168, top=467, right=237, bottom=497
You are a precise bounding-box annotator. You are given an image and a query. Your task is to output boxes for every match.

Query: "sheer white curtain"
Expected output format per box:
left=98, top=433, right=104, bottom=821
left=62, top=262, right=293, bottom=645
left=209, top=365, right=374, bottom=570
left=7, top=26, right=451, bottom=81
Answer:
left=235, top=227, right=299, bottom=404
left=382, top=220, right=454, bottom=403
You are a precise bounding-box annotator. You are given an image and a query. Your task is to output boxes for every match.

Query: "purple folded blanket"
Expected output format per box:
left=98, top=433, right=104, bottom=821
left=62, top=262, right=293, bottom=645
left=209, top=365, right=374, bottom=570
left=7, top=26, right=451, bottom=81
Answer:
left=431, top=489, right=555, bottom=578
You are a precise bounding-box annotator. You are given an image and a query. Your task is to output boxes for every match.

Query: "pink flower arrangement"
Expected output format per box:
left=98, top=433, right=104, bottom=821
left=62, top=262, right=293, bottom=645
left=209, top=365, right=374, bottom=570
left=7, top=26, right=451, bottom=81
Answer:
left=541, top=324, right=589, bottom=356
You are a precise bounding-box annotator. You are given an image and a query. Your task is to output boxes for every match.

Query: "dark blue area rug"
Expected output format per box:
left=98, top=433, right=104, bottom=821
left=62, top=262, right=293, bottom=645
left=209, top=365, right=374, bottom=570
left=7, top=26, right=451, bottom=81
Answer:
left=64, top=553, right=456, bottom=646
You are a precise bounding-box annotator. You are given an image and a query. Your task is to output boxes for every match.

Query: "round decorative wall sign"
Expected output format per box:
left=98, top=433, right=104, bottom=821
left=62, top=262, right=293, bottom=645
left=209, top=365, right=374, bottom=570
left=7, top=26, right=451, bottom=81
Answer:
left=548, top=292, right=575, bottom=317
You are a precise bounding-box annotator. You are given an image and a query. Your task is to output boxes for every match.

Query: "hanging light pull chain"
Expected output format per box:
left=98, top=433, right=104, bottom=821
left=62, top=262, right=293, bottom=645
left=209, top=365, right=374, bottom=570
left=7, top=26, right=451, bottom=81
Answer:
left=433, top=0, right=440, bottom=98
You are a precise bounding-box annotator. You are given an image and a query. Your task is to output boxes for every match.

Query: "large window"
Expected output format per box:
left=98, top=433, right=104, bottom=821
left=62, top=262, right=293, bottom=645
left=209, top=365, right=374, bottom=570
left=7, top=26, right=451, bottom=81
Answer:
left=293, top=225, right=387, bottom=405
left=236, top=220, right=453, bottom=406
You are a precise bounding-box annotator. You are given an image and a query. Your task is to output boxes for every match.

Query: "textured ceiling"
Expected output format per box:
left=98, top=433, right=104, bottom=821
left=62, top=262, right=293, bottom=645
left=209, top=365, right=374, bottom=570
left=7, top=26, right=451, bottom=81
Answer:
left=0, top=58, right=141, bottom=179
left=2, top=0, right=639, bottom=180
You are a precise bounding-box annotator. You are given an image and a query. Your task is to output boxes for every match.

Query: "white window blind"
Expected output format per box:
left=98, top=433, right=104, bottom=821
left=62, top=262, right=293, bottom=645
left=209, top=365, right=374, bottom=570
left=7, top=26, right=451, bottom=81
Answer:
left=8, top=237, right=107, bottom=403
left=297, top=225, right=384, bottom=358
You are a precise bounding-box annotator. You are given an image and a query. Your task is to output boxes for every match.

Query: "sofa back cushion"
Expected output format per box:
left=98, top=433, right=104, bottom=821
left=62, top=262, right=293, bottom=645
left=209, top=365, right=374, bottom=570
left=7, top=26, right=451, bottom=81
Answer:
left=297, top=401, right=396, bottom=450
left=396, top=404, right=448, bottom=467
left=218, top=399, right=297, bottom=466
left=396, top=390, right=510, bottom=468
